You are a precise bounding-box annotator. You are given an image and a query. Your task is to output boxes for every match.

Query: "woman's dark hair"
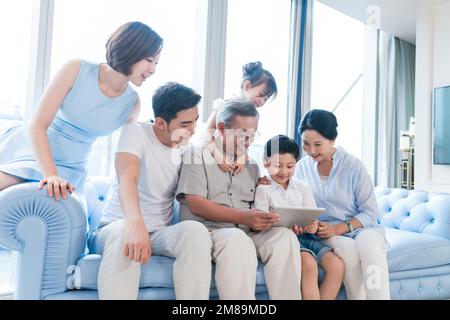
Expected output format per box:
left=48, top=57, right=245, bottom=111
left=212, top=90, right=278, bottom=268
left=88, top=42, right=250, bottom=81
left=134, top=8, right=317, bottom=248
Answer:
left=241, top=61, right=278, bottom=99
left=299, top=109, right=338, bottom=140
left=152, top=82, right=201, bottom=124
left=264, top=135, right=300, bottom=161
left=106, top=21, right=163, bottom=76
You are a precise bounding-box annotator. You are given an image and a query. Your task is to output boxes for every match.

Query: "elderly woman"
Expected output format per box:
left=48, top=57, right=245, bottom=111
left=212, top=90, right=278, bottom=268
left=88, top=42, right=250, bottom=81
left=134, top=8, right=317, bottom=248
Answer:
left=295, top=109, right=390, bottom=300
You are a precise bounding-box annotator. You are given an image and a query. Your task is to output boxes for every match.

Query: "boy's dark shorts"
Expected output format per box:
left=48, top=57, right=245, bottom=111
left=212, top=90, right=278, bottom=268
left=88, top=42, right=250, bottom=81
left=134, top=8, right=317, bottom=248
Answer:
left=298, top=233, right=333, bottom=264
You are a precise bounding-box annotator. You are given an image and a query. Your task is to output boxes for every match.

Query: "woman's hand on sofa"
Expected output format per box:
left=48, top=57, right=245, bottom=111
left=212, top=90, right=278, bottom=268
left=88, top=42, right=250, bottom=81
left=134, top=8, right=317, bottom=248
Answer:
left=124, top=218, right=151, bottom=264
left=38, top=175, right=75, bottom=201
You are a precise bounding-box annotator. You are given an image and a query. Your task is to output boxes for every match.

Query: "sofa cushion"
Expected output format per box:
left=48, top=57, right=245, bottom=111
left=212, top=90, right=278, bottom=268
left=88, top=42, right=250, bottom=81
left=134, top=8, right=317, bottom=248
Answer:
left=73, top=228, right=450, bottom=290
left=386, top=228, right=450, bottom=273
left=70, top=254, right=268, bottom=293
left=376, top=188, right=450, bottom=240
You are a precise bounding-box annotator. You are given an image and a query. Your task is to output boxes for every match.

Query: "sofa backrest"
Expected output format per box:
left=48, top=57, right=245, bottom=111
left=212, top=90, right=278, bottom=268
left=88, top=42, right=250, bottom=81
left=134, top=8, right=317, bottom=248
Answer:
left=85, top=177, right=113, bottom=231
left=85, top=177, right=180, bottom=231
left=84, top=178, right=450, bottom=240
left=375, top=187, right=450, bottom=240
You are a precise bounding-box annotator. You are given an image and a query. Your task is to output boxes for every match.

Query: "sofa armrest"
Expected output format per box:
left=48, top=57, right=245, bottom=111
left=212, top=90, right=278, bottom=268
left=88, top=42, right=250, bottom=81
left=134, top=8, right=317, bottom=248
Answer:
left=0, top=182, right=87, bottom=299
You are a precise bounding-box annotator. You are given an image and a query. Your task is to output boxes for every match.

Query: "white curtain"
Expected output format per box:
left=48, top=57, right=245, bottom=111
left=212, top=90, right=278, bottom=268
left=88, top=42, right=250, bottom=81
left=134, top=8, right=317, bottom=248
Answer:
left=376, top=33, right=416, bottom=188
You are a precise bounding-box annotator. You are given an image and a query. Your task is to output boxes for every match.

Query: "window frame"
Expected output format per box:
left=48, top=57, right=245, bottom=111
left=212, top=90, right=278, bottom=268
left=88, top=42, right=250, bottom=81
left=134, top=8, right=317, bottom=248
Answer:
left=24, top=0, right=54, bottom=121
left=10, top=0, right=309, bottom=176
left=299, top=0, right=379, bottom=175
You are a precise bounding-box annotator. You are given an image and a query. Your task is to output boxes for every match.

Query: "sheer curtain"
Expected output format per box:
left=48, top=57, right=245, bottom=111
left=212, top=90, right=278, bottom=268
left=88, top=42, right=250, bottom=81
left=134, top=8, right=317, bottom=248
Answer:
left=376, top=33, right=416, bottom=187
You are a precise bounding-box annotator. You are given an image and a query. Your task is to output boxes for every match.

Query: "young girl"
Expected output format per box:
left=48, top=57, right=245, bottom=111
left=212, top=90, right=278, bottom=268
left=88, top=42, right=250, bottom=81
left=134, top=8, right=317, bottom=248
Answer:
left=254, top=135, right=345, bottom=300
left=205, top=61, right=277, bottom=129
left=0, top=22, right=163, bottom=201
left=202, top=61, right=277, bottom=173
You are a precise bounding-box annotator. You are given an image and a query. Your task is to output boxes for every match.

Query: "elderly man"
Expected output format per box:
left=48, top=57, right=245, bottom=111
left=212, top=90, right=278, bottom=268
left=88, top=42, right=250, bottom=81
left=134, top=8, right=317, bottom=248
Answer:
left=176, top=98, right=301, bottom=300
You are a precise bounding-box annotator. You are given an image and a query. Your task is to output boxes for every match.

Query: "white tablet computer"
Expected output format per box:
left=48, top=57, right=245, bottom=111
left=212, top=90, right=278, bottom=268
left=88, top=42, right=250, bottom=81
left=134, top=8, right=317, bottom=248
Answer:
left=272, top=206, right=325, bottom=228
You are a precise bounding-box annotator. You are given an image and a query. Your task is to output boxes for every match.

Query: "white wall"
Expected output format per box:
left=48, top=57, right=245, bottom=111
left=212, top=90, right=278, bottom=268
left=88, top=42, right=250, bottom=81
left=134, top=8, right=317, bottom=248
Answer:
left=415, top=0, right=450, bottom=192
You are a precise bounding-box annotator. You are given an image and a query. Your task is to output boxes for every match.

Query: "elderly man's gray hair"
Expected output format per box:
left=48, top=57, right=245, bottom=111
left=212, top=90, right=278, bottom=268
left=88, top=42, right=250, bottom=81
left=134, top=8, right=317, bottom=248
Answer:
left=216, top=98, right=259, bottom=127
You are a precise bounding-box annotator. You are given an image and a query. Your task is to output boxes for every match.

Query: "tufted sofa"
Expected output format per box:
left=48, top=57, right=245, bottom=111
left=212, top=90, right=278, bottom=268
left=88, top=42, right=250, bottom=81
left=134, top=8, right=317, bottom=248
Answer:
left=374, top=187, right=450, bottom=299
left=1, top=177, right=450, bottom=300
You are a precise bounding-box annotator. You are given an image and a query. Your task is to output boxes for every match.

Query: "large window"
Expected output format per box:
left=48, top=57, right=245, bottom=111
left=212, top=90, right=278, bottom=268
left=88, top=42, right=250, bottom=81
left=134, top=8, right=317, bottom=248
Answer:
left=51, top=0, right=202, bottom=175
left=310, top=1, right=365, bottom=160
left=224, top=0, right=291, bottom=152
left=0, top=0, right=303, bottom=298
left=0, top=1, right=33, bottom=297
left=0, top=1, right=33, bottom=132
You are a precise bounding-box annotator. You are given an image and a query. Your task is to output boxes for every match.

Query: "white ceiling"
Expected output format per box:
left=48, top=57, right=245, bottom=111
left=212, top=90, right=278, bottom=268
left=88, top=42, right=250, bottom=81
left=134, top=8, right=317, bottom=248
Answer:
left=318, top=0, right=418, bottom=44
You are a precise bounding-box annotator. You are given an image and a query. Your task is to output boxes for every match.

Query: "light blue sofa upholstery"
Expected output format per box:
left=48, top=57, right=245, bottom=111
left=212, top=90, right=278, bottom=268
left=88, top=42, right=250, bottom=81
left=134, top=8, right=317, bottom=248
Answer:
left=375, top=187, right=450, bottom=299
left=1, top=177, right=450, bottom=300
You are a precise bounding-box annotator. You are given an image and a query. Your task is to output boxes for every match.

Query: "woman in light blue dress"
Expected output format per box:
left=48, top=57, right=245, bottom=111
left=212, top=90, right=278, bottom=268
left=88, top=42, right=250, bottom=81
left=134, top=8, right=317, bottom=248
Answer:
left=0, top=21, right=163, bottom=201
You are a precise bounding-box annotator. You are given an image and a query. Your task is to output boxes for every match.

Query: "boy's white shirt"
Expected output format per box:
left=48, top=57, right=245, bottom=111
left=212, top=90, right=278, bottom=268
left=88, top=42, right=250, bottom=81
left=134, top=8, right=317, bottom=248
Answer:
left=253, top=176, right=317, bottom=212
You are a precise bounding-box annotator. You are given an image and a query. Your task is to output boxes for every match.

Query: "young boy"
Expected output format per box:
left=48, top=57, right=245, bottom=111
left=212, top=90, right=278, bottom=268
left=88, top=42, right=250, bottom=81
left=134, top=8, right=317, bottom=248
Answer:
left=254, top=135, right=345, bottom=300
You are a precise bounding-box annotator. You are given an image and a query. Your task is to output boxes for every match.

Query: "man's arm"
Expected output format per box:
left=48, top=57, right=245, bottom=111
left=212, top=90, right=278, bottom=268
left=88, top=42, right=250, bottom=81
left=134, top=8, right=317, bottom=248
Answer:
left=253, top=186, right=270, bottom=212
left=112, top=123, right=152, bottom=264
left=115, top=152, right=152, bottom=264
left=116, top=153, right=143, bottom=224
left=184, top=194, right=279, bottom=231
left=177, top=147, right=278, bottom=230
left=184, top=195, right=247, bottom=224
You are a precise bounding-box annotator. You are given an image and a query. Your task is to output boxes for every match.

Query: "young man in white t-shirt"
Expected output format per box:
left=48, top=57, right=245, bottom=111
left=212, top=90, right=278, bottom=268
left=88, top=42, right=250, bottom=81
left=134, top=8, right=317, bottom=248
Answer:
left=89, top=82, right=213, bottom=300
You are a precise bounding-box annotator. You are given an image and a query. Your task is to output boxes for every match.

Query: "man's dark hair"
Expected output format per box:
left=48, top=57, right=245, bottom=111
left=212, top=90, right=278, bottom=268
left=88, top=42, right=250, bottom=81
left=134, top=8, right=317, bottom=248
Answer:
left=106, top=21, right=163, bottom=76
left=152, top=82, right=201, bottom=123
left=264, top=135, right=300, bottom=161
